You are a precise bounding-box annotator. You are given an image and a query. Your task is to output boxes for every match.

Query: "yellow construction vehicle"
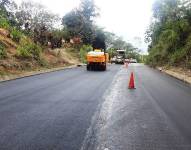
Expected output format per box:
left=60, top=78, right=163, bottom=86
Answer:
left=87, top=29, right=108, bottom=71
left=87, top=49, right=109, bottom=71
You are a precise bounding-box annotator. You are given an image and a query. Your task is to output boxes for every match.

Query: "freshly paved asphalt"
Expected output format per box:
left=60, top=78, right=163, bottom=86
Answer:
left=0, top=64, right=191, bottom=150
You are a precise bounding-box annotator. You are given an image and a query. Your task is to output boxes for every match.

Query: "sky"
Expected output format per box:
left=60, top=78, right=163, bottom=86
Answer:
left=15, top=0, right=154, bottom=53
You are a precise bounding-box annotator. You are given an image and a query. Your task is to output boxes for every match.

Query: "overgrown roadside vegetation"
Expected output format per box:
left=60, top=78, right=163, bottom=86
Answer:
left=0, top=0, right=141, bottom=78
left=0, top=0, right=82, bottom=77
left=145, top=0, right=191, bottom=69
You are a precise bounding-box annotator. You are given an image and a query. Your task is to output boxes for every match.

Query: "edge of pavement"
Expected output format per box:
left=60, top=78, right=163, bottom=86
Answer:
left=157, top=67, right=191, bottom=85
left=0, top=64, right=86, bottom=83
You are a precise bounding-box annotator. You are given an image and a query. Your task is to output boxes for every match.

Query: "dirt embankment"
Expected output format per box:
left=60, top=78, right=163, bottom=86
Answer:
left=157, top=66, right=191, bottom=85
left=0, top=28, right=81, bottom=79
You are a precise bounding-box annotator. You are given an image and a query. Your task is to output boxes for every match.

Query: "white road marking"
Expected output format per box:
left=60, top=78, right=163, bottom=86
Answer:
left=80, top=66, right=126, bottom=150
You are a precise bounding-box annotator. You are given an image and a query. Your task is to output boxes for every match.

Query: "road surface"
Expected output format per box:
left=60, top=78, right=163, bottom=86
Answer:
left=0, top=64, right=191, bottom=150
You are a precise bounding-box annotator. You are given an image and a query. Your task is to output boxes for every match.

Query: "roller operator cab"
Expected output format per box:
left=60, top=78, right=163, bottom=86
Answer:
left=87, top=49, right=109, bottom=71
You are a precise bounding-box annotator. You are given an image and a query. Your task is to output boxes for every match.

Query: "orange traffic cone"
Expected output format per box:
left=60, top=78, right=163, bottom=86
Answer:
left=128, top=72, right=135, bottom=89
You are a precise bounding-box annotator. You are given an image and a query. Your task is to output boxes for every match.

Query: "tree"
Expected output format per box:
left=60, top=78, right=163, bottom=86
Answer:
left=16, top=1, right=59, bottom=32
left=104, top=32, right=141, bottom=60
left=146, top=0, right=191, bottom=67
left=0, top=0, right=17, bottom=27
left=79, top=0, right=98, bottom=21
left=62, top=10, right=84, bottom=37
left=0, top=0, right=14, bottom=16
left=78, top=0, right=98, bottom=44
left=62, top=0, right=98, bottom=45
left=16, top=1, right=59, bottom=45
left=79, top=21, right=95, bottom=44
left=62, top=9, right=95, bottom=44
left=111, top=37, right=127, bottom=50
left=105, top=31, right=117, bottom=49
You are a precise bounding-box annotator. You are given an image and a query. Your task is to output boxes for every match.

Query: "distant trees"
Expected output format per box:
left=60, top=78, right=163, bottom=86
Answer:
left=0, top=0, right=11, bottom=17
left=104, top=32, right=117, bottom=49
left=1, top=0, right=140, bottom=61
left=79, top=0, right=98, bottom=21
left=146, top=0, right=191, bottom=68
left=0, top=0, right=17, bottom=27
left=105, top=32, right=141, bottom=61
left=62, top=10, right=84, bottom=39
left=15, top=1, right=60, bottom=45
left=16, top=1, right=59, bottom=31
left=62, top=0, right=98, bottom=45
left=0, top=0, right=64, bottom=51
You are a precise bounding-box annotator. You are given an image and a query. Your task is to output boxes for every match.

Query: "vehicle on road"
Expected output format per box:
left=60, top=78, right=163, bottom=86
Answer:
left=111, top=56, right=117, bottom=64
left=124, top=58, right=130, bottom=63
left=115, top=50, right=126, bottom=64
left=129, top=58, right=137, bottom=63
left=87, top=49, right=109, bottom=71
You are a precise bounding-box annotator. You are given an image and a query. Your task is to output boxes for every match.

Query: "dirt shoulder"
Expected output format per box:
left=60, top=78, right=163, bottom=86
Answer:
left=0, top=47, right=82, bottom=82
left=0, top=28, right=82, bottom=81
left=0, top=48, right=81, bottom=80
left=157, top=66, right=191, bottom=85
left=0, top=65, right=81, bottom=82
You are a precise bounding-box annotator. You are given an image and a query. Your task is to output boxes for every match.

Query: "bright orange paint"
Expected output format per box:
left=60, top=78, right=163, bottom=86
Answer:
left=87, top=53, right=109, bottom=63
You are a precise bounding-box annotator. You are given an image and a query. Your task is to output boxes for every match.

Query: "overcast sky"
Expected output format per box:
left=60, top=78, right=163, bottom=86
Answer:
left=15, top=0, right=154, bottom=53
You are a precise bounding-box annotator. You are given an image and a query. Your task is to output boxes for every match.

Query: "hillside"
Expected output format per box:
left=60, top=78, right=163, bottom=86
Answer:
left=0, top=28, right=80, bottom=77
left=146, top=0, right=191, bottom=69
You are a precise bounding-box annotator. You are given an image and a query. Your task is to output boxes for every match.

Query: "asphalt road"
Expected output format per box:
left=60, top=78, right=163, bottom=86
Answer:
left=0, top=64, right=191, bottom=150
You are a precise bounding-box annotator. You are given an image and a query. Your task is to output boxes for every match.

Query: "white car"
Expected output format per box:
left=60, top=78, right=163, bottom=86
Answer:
left=111, top=57, right=116, bottom=63
left=130, top=59, right=137, bottom=63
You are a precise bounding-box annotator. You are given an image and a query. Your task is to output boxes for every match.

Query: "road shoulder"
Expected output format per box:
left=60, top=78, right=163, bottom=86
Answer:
left=0, top=65, right=82, bottom=83
left=157, top=67, right=191, bottom=85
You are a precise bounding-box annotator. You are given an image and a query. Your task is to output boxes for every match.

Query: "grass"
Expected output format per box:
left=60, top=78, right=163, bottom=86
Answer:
left=65, top=47, right=80, bottom=59
left=0, top=29, right=81, bottom=78
left=0, top=34, right=17, bottom=48
left=0, top=70, right=9, bottom=76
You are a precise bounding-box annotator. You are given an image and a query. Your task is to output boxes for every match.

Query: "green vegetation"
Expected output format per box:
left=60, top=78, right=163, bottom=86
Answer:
left=80, top=45, right=93, bottom=63
left=146, top=0, right=191, bottom=68
left=17, top=38, right=42, bottom=60
left=37, top=58, right=49, bottom=67
left=0, top=43, right=7, bottom=59
left=62, top=0, right=98, bottom=45
left=0, top=0, right=141, bottom=76
left=0, top=16, right=10, bottom=29
left=10, top=28, right=22, bottom=42
left=105, top=32, right=142, bottom=62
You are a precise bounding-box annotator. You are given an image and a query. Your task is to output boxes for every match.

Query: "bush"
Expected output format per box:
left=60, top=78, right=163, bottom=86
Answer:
left=37, top=57, right=49, bottom=67
left=80, top=45, right=93, bottom=63
left=0, top=16, right=10, bottom=29
left=11, top=28, right=22, bottom=42
left=0, top=44, right=7, bottom=59
left=17, top=38, right=42, bottom=60
left=187, top=61, right=191, bottom=69
left=170, top=49, right=186, bottom=64
left=107, top=48, right=116, bottom=58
